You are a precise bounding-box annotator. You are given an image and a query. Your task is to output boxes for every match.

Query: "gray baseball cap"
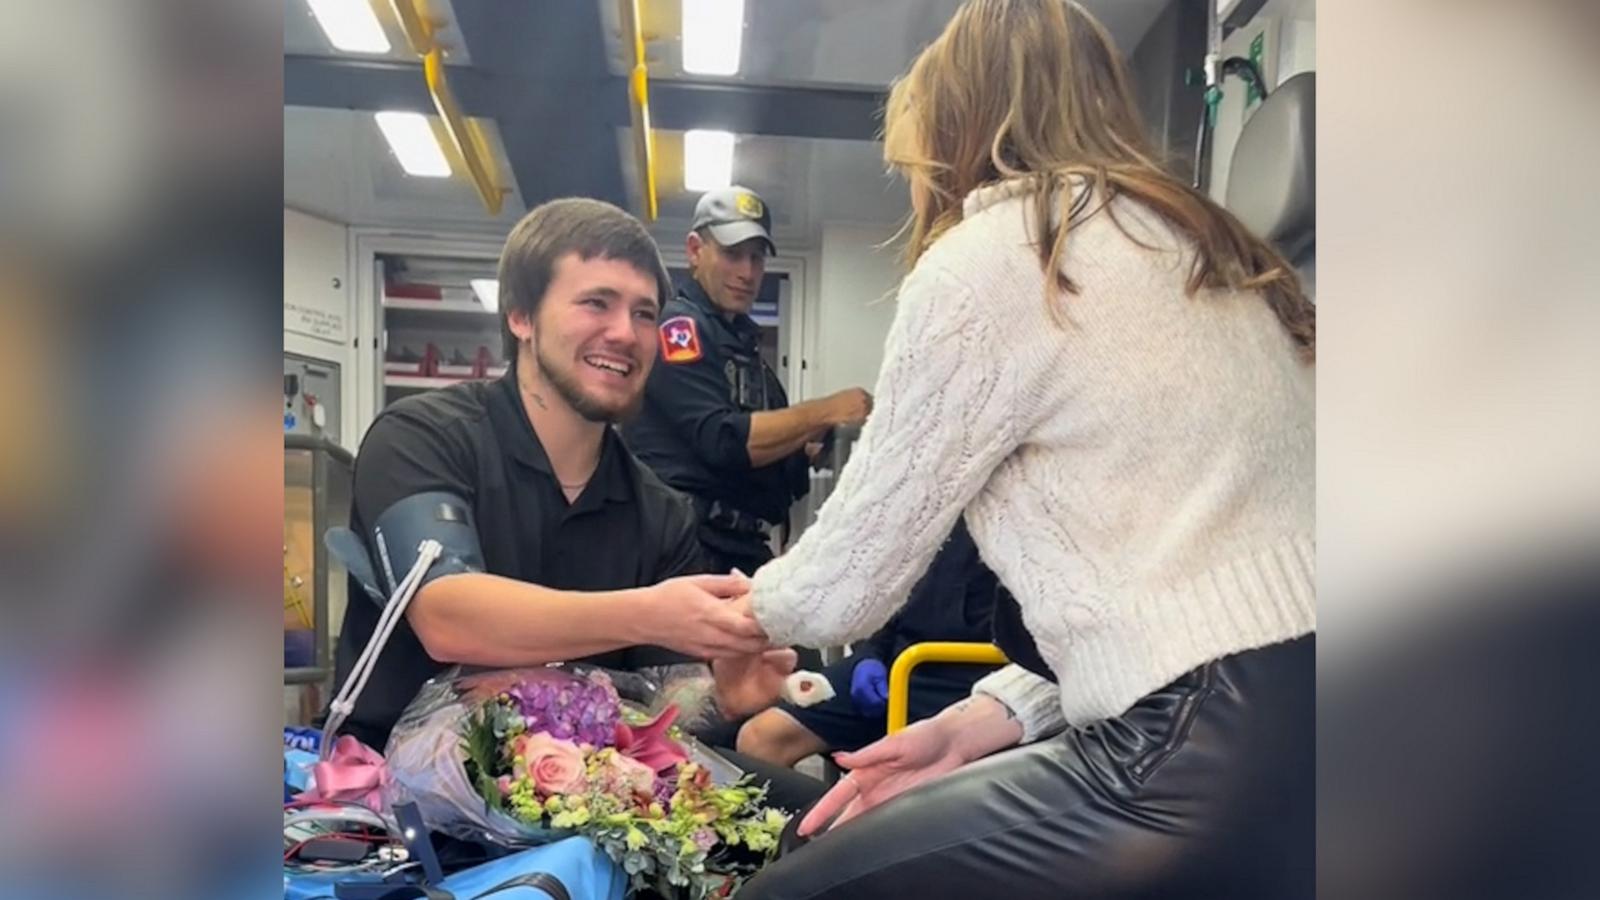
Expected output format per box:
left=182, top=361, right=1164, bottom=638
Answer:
left=689, top=186, right=775, bottom=254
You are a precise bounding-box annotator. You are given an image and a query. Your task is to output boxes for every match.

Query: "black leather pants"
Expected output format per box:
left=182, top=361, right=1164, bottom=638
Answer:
left=740, top=635, right=1315, bottom=899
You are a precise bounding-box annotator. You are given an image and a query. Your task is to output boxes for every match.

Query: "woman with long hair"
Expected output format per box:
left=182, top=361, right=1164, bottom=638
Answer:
left=737, top=0, right=1314, bottom=896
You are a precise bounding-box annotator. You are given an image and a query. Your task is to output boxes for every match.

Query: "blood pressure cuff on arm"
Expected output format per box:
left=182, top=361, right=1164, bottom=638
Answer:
left=325, top=492, right=485, bottom=606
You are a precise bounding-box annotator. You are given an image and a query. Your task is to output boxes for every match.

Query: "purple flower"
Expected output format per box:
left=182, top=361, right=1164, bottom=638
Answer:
left=506, top=671, right=621, bottom=750
left=653, top=778, right=676, bottom=808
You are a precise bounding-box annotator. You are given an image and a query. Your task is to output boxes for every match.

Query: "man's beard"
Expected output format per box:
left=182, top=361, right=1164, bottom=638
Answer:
left=533, top=334, right=644, bottom=424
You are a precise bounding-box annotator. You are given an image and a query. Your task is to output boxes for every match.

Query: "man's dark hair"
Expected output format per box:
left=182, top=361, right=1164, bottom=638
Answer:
left=497, top=197, right=673, bottom=359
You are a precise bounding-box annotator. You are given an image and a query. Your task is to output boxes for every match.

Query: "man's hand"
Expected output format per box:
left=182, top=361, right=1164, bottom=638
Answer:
left=712, top=648, right=799, bottom=718
left=804, top=441, right=825, bottom=464
left=824, top=387, right=873, bottom=427
left=641, top=573, right=769, bottom=659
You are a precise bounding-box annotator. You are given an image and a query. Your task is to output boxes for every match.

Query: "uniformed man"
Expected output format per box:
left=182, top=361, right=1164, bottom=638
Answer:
left=623, top=187, right=872, bottom=576
left=330, top=198, right=800, bottom=764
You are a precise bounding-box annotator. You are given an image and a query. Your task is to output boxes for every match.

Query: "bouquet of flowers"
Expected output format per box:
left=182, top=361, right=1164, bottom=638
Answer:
left=384, top=665, right=787, bottom=899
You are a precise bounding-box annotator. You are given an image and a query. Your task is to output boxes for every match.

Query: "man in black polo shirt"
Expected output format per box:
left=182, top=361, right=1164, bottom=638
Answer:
left=332, top=199, right=798, bottom=762
left=622, top=187, right=873, bottom=576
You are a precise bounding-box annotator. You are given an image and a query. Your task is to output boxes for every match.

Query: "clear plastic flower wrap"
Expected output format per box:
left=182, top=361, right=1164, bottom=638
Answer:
left=380, top=664, right=781, bottom=898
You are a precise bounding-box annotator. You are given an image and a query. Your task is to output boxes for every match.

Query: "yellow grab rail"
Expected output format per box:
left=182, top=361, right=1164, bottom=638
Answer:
left=387, top=0, right=505, bottom=216
left=424, top=48, right=503, bottom=216
left=620, top=0, right=658, bottom=220
left=886, top=642, right=1009, bottom=734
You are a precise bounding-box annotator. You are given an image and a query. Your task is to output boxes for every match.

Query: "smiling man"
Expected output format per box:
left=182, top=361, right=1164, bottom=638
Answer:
left=622, top=187, right=873, bottom=578
left=331, top=198, right=792, bottom=752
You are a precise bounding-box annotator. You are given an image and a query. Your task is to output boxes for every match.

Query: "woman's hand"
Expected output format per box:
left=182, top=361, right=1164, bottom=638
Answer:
left=798, top=694, right=1024, bottom=836
left=798, top=716, right=967, bottom=836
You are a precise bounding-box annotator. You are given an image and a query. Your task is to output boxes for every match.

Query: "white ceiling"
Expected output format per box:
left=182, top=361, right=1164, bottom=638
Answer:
left=285, top=0, right=1177, bottom=247
left=284, top=105, right=903, bottom=247
left=284, top=105, right=526, bottom=234
left=627, top=130, right=911, bottom=252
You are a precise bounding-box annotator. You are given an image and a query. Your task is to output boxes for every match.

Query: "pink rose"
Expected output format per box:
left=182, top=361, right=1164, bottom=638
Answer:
left=512, top=732, right=587, bottom=796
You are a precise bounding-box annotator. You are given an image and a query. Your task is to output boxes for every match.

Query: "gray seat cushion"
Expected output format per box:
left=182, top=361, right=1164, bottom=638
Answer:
left=1226, top=71, right=1315, bottom=263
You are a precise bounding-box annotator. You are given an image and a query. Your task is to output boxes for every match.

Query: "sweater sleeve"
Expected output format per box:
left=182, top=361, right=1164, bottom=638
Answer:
left=972, top=664, right=1067, bottom=743
left=750, top=262, right=1021, bottom=649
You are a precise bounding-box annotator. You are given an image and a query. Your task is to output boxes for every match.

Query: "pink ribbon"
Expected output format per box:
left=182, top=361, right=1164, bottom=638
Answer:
left=614, top=704, right=689, bottom=775
left=296, top=735, right=390, bottom=812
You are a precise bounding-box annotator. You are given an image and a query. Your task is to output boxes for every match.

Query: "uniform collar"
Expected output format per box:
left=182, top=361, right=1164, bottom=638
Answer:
left=493, top=366, right=634, bottom=504
left=678, top=277, right=760, bottom=340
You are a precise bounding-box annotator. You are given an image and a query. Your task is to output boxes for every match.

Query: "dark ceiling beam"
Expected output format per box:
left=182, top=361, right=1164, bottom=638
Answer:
left=426, top=0, right=630, bottom=207
left=649, top=81, right=886, bottom=142
left=283, top=56, right=499, bottom=116
left=285, top=56, right=888, bottom=144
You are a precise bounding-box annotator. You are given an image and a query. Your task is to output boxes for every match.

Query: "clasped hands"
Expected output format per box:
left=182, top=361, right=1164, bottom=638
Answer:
left=709, top=582, right=797, bottom=720
left=647, top=570, right=794, bottom=719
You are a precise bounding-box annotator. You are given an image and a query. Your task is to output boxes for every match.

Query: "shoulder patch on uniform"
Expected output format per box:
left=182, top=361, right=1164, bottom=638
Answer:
left=659, top=316, right=703, bottom=364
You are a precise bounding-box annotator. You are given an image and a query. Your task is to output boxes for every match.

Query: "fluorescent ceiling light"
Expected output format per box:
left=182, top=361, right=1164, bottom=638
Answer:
left=470, top=279, right=499, bottom=312
left=306, top=0, right=391, bottom=54
left=374, top=112, right=452, bottom=178
left=684, top=130, right=735, bottom=192
left=682, top=0, right=744, bottom=76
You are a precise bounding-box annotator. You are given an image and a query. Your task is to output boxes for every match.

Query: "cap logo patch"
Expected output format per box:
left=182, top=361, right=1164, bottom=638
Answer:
left=735, top=192, right=764, bottom=219
left=659, top=316, right=703, bottom=364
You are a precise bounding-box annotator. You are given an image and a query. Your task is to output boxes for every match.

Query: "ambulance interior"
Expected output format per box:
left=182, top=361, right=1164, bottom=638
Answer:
left=283, top=0, right=1316, bottom=730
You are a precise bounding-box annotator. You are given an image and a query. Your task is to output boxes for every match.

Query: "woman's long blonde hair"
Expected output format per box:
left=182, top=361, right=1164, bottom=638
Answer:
left=884, top=0, right=1315, bottom=361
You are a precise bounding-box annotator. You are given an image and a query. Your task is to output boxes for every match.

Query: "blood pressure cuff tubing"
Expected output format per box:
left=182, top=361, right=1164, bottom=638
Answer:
left=324, top=492, right=485, bottom=606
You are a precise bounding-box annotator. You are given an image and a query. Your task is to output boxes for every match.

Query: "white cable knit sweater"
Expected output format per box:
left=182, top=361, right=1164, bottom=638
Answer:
left=751, top=179, right=1315, bottom=741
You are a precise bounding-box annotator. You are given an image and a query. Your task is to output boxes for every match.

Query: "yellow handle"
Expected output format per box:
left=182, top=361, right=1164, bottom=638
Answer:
left=886, top=642, right=1009, bottom=734
left=386, top=0, right=505, bottom=216
left=621, top=0, right=657, bottom=221
left=425, top=49, right=503, bottom=217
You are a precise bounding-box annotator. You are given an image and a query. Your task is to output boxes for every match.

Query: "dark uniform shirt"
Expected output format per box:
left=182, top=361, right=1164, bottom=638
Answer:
left=332, top=369, right=708, bottom=748
left=621, top=278, right=809, bottom=562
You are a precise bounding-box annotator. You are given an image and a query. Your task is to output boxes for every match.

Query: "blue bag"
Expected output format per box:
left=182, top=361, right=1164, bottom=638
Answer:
left=284, top=836, right=625, bottom=900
